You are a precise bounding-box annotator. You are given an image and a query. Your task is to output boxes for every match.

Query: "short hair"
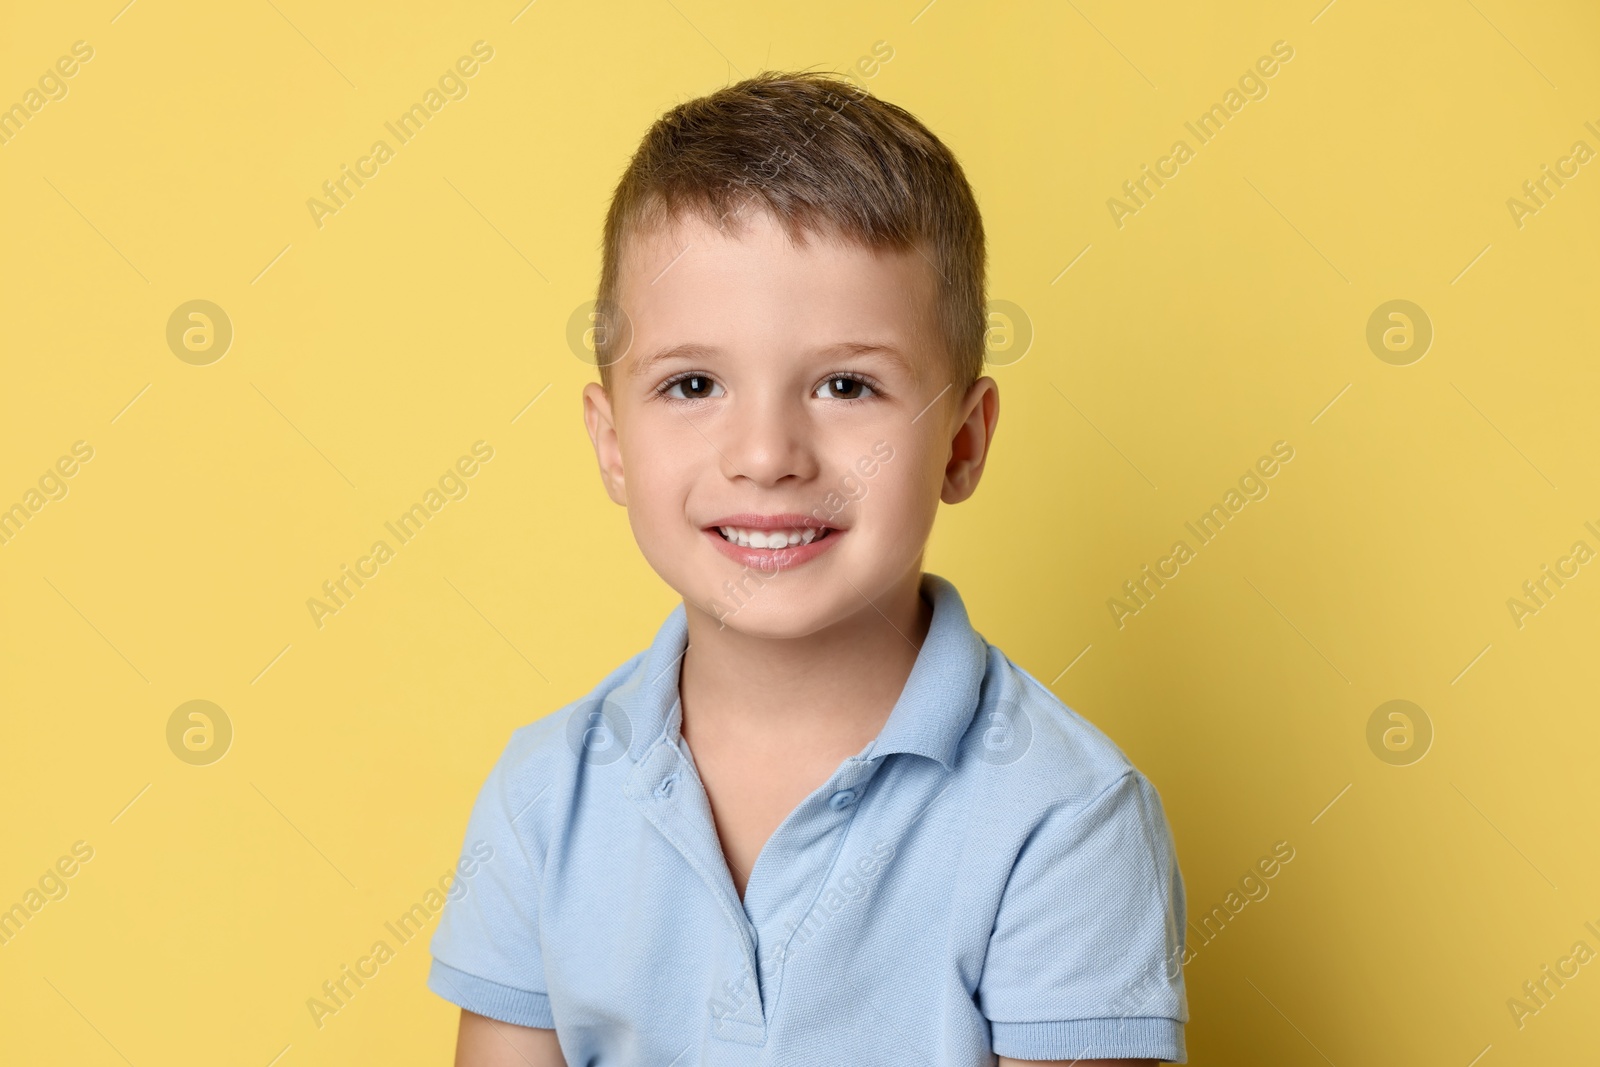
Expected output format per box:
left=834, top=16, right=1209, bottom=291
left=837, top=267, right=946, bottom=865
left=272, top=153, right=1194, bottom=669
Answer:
left=593, top=69, right=987, bottom=395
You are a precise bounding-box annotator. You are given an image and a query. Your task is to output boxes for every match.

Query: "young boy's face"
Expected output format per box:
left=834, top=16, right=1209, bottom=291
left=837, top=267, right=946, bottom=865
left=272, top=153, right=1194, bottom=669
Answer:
left=582, top=206, right=997, bottom=638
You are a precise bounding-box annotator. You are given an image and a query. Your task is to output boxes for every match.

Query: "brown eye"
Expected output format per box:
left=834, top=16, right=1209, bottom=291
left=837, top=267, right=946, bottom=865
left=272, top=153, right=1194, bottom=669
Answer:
left=816, top=377, right=873, bottom=400
left=663, top=375, right=724, bottom=400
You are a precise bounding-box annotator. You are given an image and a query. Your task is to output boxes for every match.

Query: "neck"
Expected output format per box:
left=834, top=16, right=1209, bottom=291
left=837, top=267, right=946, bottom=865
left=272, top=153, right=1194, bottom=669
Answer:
left=678, top=568, right=934, bottom=755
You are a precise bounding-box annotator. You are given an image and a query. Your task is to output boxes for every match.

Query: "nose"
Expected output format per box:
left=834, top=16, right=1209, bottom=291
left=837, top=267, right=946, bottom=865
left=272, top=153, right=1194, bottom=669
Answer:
left=715, top=389, right=820, bottom=487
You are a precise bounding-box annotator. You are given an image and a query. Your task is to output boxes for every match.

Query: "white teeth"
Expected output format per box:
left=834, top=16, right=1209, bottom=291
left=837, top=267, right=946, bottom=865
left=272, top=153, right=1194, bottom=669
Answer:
left=717, top=526, right=823, bottom=549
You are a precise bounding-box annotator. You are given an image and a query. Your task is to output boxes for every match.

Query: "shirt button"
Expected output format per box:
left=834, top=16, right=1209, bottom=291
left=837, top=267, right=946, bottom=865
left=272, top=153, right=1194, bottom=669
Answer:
left=655, top=772, right=679, bottom=798
left=827, top=788, right=857, bottom=810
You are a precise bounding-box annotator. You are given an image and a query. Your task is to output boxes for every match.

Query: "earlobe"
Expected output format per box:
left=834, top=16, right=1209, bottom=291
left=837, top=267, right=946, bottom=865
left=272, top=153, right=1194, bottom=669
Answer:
left=941, top=376, right=999, bottom=505
left=582, top=382, right=628, bottom=506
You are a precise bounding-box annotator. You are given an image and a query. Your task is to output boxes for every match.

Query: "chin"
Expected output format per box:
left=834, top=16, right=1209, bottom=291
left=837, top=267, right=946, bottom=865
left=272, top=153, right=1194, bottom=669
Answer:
left=711, top=601, right=839, bottom=640
left=692, top=571, right=844, bottom=637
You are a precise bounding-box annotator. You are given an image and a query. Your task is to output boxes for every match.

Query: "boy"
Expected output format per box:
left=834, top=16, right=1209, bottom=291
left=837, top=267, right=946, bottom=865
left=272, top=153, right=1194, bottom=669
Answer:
left=428, top=70, right=1188, bottom=1065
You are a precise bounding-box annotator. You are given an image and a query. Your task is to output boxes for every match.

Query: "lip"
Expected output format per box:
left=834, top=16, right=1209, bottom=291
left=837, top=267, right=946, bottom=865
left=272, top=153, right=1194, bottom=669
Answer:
left=702, top=514, right=846, bottom=571
left=704, top=513, right=833, bottom=529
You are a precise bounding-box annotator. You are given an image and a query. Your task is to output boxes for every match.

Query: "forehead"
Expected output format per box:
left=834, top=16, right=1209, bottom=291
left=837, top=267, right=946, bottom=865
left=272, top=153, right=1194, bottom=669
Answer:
left=613, top=207, right=941, bottom=379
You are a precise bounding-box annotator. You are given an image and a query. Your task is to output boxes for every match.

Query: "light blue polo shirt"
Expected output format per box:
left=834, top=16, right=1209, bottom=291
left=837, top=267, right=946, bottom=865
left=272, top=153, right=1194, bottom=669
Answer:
left=428, top=572, right=1188, bottom=1063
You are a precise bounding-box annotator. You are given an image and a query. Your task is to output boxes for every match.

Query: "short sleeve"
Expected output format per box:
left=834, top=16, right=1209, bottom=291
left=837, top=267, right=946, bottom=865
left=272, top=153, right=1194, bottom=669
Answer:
left=427, top=733, right=556, bottom=1029
left=978, top=770, right=1188, bottom=1063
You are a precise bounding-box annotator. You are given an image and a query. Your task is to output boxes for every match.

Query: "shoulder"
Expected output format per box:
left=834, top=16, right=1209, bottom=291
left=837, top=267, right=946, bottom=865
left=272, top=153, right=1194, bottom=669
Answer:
left=964, top=641, right=1164, bottom=824
left=473, top=648, right=652, bottom=829
left=960, top=643, right=1184, bottom=908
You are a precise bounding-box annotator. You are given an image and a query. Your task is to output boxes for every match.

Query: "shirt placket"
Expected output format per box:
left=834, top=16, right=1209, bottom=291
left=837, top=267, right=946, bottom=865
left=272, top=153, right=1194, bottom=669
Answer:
left=625, top=736, right=768, bottom=1044
left=626, top=737, right=888, bottom=1050
left=736, top=755, right=883, bottom=1030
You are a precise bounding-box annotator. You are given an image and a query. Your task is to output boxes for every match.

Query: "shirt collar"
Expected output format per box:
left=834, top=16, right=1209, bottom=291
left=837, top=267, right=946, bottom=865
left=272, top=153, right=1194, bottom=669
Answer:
left=623, top=572, right=990, bottom=772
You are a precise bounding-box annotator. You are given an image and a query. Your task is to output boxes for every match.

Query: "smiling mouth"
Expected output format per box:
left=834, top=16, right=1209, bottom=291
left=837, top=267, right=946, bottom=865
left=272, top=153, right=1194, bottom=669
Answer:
left=713, top=525, right=835, bottom=549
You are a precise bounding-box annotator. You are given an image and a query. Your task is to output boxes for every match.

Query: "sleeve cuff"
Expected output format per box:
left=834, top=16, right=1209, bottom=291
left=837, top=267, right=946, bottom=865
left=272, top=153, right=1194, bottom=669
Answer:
left=990, top=1016, right=1186, bottom=1063
left=428, top=958, right=556, bottom=1030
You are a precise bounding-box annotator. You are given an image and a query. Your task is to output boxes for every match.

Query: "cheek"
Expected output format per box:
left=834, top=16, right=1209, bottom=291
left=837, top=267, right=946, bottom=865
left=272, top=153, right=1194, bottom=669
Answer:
left=856, top=441, right=942, bottom=535
left=621, top=421, right=697, bottom=516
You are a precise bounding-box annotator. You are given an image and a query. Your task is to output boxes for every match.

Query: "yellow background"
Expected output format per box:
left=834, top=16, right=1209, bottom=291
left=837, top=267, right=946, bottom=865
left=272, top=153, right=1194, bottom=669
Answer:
left=2, top=0, right=1597, bottom=1063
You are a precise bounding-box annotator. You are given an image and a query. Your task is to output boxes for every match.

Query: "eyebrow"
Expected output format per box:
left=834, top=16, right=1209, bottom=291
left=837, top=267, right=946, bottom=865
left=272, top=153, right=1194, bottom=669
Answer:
left=628, top=340, right=917, bottom=380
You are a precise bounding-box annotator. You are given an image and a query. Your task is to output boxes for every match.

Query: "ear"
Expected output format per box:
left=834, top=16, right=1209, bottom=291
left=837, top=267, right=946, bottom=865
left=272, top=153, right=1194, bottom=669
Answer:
left=941, top=375, right=999, bottom=505
left=582, top=381, right=628, bottom=506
